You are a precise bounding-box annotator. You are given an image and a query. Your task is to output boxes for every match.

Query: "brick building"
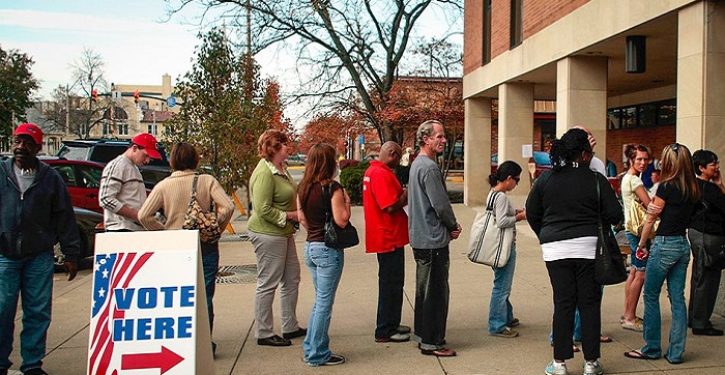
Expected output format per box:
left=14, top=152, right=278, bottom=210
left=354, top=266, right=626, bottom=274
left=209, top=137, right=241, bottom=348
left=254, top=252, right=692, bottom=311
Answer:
left=463, top=0, right=725, bottom=206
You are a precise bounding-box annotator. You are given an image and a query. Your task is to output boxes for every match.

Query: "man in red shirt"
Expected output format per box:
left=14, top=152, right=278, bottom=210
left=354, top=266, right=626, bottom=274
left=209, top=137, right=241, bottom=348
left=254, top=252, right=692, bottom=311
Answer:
left=363, top=141, right=411, bottom=343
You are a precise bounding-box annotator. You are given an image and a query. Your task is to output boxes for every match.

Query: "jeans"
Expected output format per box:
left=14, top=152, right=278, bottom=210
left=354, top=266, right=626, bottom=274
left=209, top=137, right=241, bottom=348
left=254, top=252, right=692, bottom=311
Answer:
left=641, top=235, right=690, bottom=362
left=303, top=242, right=344, bottom=366
left=201, top=243, right=219, bottom=333
left=412, top=247, right=450, bottom=350
left=489, top=246, right=516, bottom=334
left=375, top=247, right=405, bottom=339
left=688, top=229, right=723, bottom=330
left=0, top=252, right=54, bottom=372
left=546, top=258, right=602, bottom=362
left=625, top=232, right=648, bottom=270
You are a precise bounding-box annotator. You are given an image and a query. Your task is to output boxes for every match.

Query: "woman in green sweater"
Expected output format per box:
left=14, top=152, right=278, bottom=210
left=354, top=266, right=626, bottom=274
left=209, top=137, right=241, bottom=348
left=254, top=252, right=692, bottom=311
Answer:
left=248, top=129, right=306, bottom=347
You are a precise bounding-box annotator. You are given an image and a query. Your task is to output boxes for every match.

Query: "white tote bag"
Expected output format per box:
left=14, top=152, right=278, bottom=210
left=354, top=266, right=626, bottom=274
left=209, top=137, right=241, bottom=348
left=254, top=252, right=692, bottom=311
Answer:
left=467, top=191, right=514, bottom=268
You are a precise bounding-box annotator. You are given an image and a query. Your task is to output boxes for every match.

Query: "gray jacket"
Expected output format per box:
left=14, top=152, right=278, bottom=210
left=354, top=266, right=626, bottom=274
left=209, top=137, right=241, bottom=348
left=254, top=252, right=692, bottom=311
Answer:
left=407, top=155, right=458, bottom=249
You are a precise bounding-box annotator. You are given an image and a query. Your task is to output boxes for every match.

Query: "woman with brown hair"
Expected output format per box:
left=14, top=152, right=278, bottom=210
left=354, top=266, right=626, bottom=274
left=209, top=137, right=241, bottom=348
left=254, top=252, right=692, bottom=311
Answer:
left=297, top=143, right=351, bottom=366
left=625, top=143, right=700, bottom=364
left=248, top=129, right=305, bottom=347
left=138, top=142, right=234, bottom=354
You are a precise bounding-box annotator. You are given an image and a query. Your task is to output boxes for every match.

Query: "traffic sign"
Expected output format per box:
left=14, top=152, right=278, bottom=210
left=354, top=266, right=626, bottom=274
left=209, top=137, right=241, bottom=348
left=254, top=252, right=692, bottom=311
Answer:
left=167, top=95, right=177, bottom=108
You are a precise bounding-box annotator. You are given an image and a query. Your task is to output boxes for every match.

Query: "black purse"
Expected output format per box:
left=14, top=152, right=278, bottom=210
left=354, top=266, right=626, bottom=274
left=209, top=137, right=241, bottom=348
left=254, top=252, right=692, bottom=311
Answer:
left=323, top=184, right=359, bottom=249
left=593, top=173, right=628, bottom=285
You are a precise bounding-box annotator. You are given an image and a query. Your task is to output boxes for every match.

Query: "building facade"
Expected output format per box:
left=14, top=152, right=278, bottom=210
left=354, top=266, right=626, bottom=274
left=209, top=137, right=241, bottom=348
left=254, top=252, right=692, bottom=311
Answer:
left=463, top=0, right=724, bottom=205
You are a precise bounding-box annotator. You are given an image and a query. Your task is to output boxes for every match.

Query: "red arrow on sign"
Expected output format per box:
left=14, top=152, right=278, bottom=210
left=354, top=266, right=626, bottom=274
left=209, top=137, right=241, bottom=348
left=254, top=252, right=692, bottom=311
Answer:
left=121, top=346, right=184, bottom=374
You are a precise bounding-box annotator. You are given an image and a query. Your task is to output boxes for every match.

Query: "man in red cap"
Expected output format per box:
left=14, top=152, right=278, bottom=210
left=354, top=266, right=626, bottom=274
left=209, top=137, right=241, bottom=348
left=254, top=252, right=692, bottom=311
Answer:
left=1, top=123, right=81, bottom=375
left=99, top=133, right=161, bottom=232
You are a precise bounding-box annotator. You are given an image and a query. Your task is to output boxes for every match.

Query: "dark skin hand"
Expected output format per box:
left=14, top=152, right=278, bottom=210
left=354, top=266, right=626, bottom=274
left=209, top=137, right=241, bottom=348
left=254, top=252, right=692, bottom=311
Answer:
left=65, top=261, right=78, bottom=281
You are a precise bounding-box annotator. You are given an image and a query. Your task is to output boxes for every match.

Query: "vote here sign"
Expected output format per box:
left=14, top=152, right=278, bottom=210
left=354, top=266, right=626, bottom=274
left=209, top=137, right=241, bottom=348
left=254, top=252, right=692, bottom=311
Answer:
left=87, top=230, right=213, bottom=375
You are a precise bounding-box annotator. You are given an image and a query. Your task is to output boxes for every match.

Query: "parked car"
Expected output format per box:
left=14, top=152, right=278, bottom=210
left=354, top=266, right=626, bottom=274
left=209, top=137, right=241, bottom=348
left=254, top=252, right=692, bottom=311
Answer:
left=54, top=207, right=103, bottom=271
left=41, top=157, right=105, bottom=213
left=57, top=139, right=171, bottom=189
left=287, top=153, right=306, bottom=166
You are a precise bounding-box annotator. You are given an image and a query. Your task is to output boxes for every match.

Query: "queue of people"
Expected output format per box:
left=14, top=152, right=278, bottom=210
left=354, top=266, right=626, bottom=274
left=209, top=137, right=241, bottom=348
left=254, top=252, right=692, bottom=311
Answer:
left=1, top=121, right=724, bottom=375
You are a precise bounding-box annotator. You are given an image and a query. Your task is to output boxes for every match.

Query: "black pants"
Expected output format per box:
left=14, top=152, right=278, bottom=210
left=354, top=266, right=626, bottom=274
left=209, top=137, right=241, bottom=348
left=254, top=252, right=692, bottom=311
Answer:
left=688, top=229, right=723, bottom=329
left=546, top=259, right=602, bottom=361
left=413, top=247, right=450, bottom=349
left=375, top=247, right=405, bottom=338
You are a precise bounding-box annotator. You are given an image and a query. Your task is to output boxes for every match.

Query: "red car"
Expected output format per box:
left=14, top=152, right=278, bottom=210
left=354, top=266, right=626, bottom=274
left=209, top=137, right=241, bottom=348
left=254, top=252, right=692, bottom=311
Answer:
left=41, top=157, right=105, bottom=213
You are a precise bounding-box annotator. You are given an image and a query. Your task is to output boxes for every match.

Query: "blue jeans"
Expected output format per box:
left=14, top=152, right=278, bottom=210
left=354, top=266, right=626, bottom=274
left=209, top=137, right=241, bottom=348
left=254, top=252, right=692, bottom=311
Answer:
left=201, top=244, right=219, bottom=333
left=641, top=236, right=690, bottom=362
left=488, top=247, right=516, bottom=334
left=0, top=252, right=54, bottom=372
left=303, top=242, right=344, bottom=366
left=625, top=231, right=648, bottom=270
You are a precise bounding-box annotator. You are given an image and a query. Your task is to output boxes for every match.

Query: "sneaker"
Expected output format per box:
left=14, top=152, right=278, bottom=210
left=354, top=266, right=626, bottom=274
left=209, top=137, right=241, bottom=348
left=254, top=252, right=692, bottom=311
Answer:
left=490, top=327, right=519, bottom=338
left=544, top=360, right=567, bottom=375
left=507, top=318, right=520, bottom=327
left=322, top=354, right=346, bottom=366
left=257, top=335, right=292, bottom=346
left=375, top=332, right=410, bottom=343
left=396, top=325, right=411, bottom=334
left=583, top=359, right=603, bottom=375
left=23, top=369, right=49, bottom=375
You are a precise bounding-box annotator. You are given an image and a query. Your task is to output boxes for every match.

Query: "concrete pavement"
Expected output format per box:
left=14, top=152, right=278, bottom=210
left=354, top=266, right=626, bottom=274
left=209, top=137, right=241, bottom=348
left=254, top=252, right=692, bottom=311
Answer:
left=8, top=204, right=725, bottom=374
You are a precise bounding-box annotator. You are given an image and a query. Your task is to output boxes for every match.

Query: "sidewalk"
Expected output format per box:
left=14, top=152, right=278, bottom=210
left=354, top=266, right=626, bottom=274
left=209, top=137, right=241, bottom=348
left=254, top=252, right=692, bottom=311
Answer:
left=9, top=205, right=725, bottom=374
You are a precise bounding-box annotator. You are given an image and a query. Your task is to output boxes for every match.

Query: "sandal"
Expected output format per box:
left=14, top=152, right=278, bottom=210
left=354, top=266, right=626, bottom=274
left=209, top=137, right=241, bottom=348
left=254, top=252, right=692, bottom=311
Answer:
left=620, top=315, right=644, bottom=324
left=600, top=335, right=613, bottom=343
left=624, top=350, right=656, bottom=360
left=622, top=320, right=644, bottom=332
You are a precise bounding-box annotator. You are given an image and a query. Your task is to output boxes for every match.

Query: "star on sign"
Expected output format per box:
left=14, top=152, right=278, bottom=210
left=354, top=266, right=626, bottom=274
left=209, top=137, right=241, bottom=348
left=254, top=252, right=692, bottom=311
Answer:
left=102, top=269, right=109, bottom=279
left=98, top=288, right=105, bottom=298
left=94, top=262, right=101, bottom=272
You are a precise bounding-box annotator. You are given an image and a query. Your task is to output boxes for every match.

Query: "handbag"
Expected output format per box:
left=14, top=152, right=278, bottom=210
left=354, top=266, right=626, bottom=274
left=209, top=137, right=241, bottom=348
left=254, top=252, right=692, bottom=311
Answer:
left=696, top=201, right=725, bottom=269
left=467, top=191, right=514, bottom=268
left=323, top=184, right=359, bottom=249
left=182, top=174, right=223, bottom=244
left=594, top=173, right=628, bottom=285
left=624, top=176, right=658, bottom=238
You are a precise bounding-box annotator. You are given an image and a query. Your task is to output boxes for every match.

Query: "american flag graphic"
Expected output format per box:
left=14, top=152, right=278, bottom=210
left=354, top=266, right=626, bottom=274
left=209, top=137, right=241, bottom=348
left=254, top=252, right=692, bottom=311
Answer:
left=88, top=252, right=153, bottom=375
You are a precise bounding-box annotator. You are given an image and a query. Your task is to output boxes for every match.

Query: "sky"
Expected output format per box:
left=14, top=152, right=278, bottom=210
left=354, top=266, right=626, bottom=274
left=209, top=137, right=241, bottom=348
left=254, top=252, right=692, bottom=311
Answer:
left=1, top=0, right=462, bottom=126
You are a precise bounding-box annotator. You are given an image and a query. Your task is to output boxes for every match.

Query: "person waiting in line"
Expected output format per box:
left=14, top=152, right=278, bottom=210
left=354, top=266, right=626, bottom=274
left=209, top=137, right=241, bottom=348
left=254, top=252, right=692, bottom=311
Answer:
left=624, top=143, right=699, bottom=364
left=362, top=141, right=412, bottom=343
left=620, top=144, right=653, bottom=332
left=138, top=142, right=234, bottom=355
left=297, top=143, right=352, bottom=366
left=688, top=150, right=725, bottom=336
left=248, top=129, right=306, bottom=347
left=527, top=128, right=622, bottom=375
left=486, top=161, right=527, bottom=339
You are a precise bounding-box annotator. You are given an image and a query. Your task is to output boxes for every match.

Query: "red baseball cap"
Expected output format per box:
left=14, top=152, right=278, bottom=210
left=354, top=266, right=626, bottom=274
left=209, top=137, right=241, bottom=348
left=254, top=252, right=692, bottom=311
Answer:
left=14, top=123, right=43, bottom=145
left=131, top=133, right=161, bottom=160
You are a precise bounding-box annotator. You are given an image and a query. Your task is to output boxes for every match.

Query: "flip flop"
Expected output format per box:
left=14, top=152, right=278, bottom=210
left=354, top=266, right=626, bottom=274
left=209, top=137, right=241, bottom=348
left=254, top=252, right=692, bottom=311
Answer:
left=624, top=350, right=656, bottom=360
left=600, top=335, right=613, bottom=343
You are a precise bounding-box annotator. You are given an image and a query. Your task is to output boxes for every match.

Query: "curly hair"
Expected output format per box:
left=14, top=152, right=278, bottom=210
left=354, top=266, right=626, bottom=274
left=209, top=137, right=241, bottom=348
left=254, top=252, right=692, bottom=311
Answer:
left=549, top=128, right=592, bottom=171
left=257, top=129, right=289, bottom=160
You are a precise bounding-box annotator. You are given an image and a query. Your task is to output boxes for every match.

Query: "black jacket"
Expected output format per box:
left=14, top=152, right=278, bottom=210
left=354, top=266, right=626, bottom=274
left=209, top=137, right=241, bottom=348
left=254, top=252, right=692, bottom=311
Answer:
left=526, top=167, right=623, bottom=244
left=0, top=157, right=80, bottom=261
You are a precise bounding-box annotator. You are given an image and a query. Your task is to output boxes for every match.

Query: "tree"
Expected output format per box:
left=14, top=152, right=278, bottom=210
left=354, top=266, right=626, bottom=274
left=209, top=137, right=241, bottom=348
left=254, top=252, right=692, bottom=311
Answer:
left=299, top=112, right=359, bottom=155
left=0, top=45, right=39, bottom=149
left=167, top=0, right=463, bottom=145
left=165, top=27, right=280, bottom=193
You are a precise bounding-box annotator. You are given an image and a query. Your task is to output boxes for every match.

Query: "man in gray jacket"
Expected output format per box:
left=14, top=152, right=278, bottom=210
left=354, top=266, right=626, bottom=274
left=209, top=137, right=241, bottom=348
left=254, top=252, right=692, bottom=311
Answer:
left=408, top=120, right=461, bottom=357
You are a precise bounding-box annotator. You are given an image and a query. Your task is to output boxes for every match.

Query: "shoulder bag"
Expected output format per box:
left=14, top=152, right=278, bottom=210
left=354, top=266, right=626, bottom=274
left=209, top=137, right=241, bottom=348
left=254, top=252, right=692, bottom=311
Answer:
left=182, top=174, right=223, bottom=244
left=323, top=184, right=359, bottom=249
left=467, top=191, right=514, bottom=268
left=624, top=176, right=658, bottom=238
left=594, top=173, right=628, bottom=285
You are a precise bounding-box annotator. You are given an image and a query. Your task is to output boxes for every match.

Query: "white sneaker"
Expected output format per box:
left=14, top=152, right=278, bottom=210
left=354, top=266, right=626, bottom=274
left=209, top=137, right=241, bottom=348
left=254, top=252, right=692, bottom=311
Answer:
left=583, top=359, right=603, bottom=375
left=544, top=360, right=567, bottom=375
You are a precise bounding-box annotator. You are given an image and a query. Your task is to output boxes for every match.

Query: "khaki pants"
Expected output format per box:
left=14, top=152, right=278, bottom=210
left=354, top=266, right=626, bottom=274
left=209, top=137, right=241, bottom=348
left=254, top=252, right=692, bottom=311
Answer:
left=250, top=232, right=301, bottom=338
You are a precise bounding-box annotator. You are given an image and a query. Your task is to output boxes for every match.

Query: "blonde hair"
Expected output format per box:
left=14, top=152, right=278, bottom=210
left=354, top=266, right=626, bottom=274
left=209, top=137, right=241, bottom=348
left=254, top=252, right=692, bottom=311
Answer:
left=659, top=143, right=700, bottom=203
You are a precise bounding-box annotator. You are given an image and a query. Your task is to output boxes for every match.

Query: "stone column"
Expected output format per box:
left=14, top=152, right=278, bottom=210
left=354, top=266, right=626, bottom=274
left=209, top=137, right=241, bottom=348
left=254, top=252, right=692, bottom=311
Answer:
left=464, top=97, right=492, bottom=206
left=556, top=56, right=608, bottom=159
left=676, top=1, right=725, bottom=158
left=498, top=83, right=534, bottom=198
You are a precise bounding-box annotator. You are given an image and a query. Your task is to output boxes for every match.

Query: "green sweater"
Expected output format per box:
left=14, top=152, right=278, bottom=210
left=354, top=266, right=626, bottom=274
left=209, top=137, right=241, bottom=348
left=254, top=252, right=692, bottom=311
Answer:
left=248, top=159, right=297, bottom=237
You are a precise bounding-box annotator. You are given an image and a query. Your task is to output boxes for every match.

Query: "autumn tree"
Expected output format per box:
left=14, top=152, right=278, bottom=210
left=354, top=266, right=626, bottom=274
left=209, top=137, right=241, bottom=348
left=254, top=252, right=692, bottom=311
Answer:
left=299, top=112, right=361, bottom=155
left=165, top=27, right=283, bottom=193
left=0, top=45, right=39, bottom=149
left=167, top=0, right=463, bottom=145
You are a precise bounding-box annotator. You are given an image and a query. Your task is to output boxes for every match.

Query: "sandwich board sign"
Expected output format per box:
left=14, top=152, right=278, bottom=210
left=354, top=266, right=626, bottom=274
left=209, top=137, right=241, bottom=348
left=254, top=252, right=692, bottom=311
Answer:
left=87, top=230, right=214, bottom=374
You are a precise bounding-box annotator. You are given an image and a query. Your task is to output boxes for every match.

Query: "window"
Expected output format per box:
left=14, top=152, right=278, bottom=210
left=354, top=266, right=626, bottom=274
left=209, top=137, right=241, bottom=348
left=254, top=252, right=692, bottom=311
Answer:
left=510, top=0, right=523, bottom=48
left=118, top=123, right=129, bottom=136
left=607, top=99, right=677, bottom=130
left=102, top=123, right=110, bottom=135
left=78, top=165, right=101, bottom=188
left=53, top=165, right=77, bottom=187
left=148, top=123, right=158, bottom=135
left=483, top=0, right=492, bottom=64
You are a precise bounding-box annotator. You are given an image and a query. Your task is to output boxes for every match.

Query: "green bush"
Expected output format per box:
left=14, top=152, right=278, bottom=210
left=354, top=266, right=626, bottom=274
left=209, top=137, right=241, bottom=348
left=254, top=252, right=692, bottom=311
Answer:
left=340, top=161, right=369, bottom=205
